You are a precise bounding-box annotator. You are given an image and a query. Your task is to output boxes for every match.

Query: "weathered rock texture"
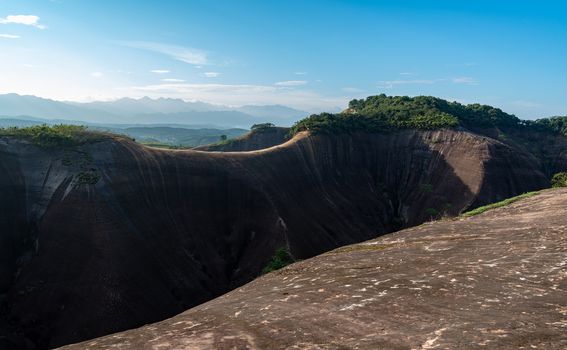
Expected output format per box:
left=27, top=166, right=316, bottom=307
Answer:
left=0, top=128, right=565, bottom=349
left=60, top=188, right=567, bottom=350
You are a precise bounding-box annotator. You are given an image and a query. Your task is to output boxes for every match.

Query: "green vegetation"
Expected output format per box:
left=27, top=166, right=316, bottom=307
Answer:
left=251, top=122, right=276, bottom=130
left=262, top=247, right=295, bottom=274
left=420, top=183, right=434, bottom=193
left=0, top=124, right=104, bottom=148
left=425, top=207, right=439, bottom=217
left=289, top=95, right=521, bottom=135
left=76, top=171, right=101, bottom=185
left=289, top=94, right=567, bottom=136
left=461, top=191, right=540, bottom=217
left=527, top=116, right=567, bottom=136
left=551, top=172, right=567, bottom=188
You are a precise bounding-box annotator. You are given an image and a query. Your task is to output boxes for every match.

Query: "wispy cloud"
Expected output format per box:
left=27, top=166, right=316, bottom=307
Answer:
left=275, top=80, right=307, bottom=86
left=399, top=72, right=415, bottom=76
left=161, top=78, right=185, bottom=82
left=377, top=77, right=478, bottom=88
left=203, top=72, right=220, bottom=78
left=121, top=41, right=208, bottom=65
left=377, top=79, right=438, bottom=88
left=294, top=72, right=307, bottom=75
left=0, top=15, right=46, bottom=29
left=511, top=100, right=540, bottom=108
left=150, top=69, right=170, bottom=74
left=342, top=87, right=364, bottom=93
left=0, top=34, right=20, bottom=39
left=124, top=82, right=347, bottom=111
left=90, top=72, right=103, bottom=78
left=452, top=77, right=479, bottom=85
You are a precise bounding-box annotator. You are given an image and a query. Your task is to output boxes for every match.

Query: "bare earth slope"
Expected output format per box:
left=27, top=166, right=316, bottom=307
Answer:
left=61, top=188, right=567, bottom=350
left=0, top=128, right=563, bottom=348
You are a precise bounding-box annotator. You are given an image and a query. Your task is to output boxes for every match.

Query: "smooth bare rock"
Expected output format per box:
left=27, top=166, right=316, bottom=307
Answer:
left=60, top=189, right=567, bottom=350
left=0, top=129, right=564, bottom=348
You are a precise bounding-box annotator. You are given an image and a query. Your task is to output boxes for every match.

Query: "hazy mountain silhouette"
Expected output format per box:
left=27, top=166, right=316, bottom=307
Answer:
left=0, top=94, right=309, bottom=128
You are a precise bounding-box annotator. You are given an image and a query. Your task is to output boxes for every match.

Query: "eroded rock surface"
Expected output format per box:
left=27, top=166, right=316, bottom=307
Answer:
left=61, top=189, right=567, bottom=350
left=0, top=129, right=564, bottom=348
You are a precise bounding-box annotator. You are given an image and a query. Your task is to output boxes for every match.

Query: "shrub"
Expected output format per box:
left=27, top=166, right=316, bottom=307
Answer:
left=251, top=123, right=276, bottom=131
left=551, top=172, right=567, bottom=188
left=262, top=247, right=295, bottom=274
left=425, top=208, right=439, bottom=217
left=76, top=171, right=101, bottom=185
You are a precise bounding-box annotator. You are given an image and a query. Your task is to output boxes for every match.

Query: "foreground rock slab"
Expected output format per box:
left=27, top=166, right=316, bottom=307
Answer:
left=61, top=189, right=567, bottom=350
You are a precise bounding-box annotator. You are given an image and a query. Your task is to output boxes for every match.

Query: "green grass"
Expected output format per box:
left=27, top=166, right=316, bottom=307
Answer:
left=0, top=124, right=105, bottom=148
left=461, top=191, right=540, bottom=217
left=262, top=247, right=295, bottom=274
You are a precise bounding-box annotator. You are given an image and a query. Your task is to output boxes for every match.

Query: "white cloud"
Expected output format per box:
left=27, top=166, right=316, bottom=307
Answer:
left=399, top=72, right=415, bottom=76
left=275, top=80, right=308, bottom=86
left=162, top=78, right=185, bottom=82
left=294, top=72, right=307, bottom=75
left=203, top=72, right=220, bottom=78
left=0, top=34, right=20, bottom=39
left=121, top=41, right=208, bottom=65
left=150, top=69, right=170, bottom=74
left=90, top=72, right=103, bottom=78
left=452, top=77, right=479, bottom=85
left=0, top=15, right=46, bottom=29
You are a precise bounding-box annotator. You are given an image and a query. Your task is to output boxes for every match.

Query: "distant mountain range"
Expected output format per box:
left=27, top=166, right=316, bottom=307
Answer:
left=0, top=94, right=309, bottom=128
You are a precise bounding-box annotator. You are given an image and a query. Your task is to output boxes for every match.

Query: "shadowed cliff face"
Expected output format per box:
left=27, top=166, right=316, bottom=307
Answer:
left=59, top=188, right=567, bottom=350
left=0, top=129, right=560, bottom=349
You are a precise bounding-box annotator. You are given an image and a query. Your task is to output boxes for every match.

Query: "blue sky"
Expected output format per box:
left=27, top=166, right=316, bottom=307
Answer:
left=0, top=0, right=566, bottom=117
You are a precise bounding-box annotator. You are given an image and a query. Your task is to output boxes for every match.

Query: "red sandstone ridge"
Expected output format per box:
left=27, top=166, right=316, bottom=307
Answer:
left=0, top=128, right=565, bottom=349
left=58, top=188, right=567, bottom=350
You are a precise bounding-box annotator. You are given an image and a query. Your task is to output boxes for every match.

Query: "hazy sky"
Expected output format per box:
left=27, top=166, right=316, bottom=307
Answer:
left=0, top=0, right=566, bottom=117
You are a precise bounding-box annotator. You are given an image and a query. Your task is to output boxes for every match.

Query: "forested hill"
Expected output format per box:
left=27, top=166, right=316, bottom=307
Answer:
left=290, top=94, right=567, bottom=135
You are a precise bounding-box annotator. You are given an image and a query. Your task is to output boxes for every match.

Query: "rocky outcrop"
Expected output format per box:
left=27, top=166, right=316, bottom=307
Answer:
left=59, top=188, right=567, bottom=350
left=0, top=128, right=563, bottom=349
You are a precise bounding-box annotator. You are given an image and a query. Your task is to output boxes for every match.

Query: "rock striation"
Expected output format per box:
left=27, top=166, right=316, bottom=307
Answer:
left=0, top=128, right=564, bottom=348
left=60, top=188, right=567, bottom=350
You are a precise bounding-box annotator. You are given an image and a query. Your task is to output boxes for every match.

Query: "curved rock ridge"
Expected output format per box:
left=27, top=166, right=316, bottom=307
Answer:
left=194, top=126, right=290, bottom=152
left=59, top=188, right=567, bottom=350
left=0, top=128, right=563, bottom=348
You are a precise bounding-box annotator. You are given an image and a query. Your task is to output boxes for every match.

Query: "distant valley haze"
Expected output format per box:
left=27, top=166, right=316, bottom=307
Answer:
left=0, top=93, right=309, bottom=128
